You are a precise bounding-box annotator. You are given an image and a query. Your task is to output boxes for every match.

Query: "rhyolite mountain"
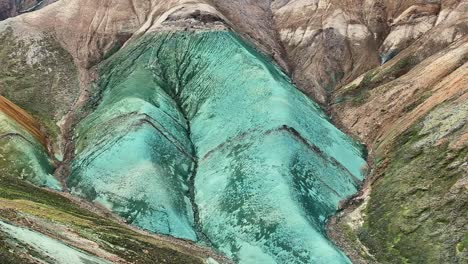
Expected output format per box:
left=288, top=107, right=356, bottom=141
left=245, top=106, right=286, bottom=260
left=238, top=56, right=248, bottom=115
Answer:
left=0, top=1, right=466, bottom=264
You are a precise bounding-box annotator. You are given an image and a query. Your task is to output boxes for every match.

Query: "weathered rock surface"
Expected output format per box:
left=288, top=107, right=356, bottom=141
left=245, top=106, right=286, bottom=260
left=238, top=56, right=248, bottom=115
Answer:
left=0, top=96, right=229, bottom=264
left=0, top=0, right=467, bottom=263
left=0, top=0, right=55, bottom=20
left=68, top=27, right=365, bottom=263
left=329, top=1, right=468, bottom=263
left=0, top=95, right=58, bottom=189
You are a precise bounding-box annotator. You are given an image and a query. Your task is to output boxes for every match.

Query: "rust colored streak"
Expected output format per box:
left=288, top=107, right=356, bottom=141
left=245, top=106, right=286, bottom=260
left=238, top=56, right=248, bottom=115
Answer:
left=0, top=95, right=47, bottom=146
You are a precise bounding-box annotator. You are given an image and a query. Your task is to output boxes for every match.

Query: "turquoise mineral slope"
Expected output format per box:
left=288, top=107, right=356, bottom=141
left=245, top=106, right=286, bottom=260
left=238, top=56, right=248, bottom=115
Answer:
left=70, top=64, right=197, bottom=240
left=0, top=111, right=60, bottom=190
left=70, top=30, right=366, bottom=263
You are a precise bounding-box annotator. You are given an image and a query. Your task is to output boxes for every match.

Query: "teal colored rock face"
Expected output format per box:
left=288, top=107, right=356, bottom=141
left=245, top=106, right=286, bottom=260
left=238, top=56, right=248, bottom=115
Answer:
left=70, top=30, right=366, bottom=263
left=70, top=64, right=197, bottom=240
left=0, top=112, right=60, bottom=190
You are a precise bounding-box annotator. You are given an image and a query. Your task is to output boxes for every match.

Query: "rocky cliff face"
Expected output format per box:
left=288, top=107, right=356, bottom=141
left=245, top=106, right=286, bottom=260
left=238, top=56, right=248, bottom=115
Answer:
left=0, top=1, right=466, bottom=264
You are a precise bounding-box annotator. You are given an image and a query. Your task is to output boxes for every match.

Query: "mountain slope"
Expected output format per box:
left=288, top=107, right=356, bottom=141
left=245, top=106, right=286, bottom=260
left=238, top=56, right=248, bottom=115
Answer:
left=0, top=0, right=466, bottom=263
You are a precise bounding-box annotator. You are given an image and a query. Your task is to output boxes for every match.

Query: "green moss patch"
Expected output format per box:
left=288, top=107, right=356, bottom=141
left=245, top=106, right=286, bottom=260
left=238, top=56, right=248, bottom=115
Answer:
left=359, top=117, right=467, bottom=263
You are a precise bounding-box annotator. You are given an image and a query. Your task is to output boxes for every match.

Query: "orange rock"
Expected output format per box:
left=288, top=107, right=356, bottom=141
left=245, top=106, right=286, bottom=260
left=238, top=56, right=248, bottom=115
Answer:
left=0, top=95, right=46, bottom=146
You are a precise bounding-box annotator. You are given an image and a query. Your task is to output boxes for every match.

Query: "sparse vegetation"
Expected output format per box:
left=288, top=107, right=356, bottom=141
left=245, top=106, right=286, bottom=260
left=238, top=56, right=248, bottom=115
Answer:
left=335, top=55, right=418, bottom=107
left=0, top=27, right=80, bottom=140
left=0, top=174, right=208, bottom=264
left=358, top=120, right=468, bottom=263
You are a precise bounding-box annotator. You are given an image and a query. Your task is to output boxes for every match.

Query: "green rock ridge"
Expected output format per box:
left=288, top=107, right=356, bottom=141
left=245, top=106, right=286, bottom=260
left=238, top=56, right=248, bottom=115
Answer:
left=0, top=110, right=60, bottom=190
left=70, top=29, right=367, bottom=263
left=0, top=102, right=217, bottom=263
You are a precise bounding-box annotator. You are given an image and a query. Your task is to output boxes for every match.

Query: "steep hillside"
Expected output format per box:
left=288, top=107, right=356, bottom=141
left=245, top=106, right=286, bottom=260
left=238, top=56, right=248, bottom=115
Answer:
left=328, top=2, right=468, bottom=263
left=0, top=1, right=466, bottom=263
